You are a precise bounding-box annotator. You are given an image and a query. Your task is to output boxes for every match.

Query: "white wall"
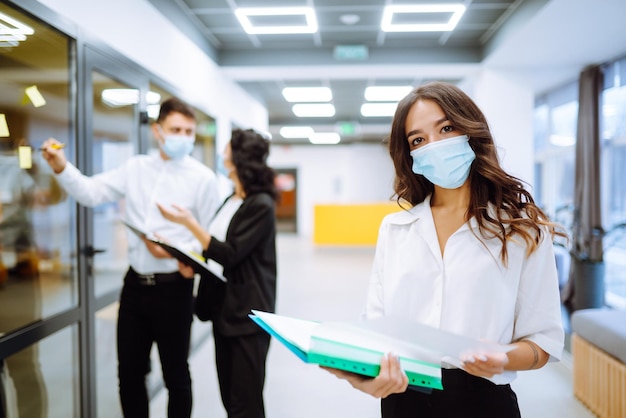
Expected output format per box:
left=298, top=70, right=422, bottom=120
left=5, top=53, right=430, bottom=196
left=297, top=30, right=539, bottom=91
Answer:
left=471, top=70, right=536, bottom=190
left=37, top=0, right=268, bottom=145
left=269, top=143, right=395, bottom=237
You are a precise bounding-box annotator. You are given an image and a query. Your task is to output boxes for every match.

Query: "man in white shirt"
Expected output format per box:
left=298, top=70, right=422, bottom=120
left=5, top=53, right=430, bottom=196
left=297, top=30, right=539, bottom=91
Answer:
left=41, top=97, right=220, bottom=418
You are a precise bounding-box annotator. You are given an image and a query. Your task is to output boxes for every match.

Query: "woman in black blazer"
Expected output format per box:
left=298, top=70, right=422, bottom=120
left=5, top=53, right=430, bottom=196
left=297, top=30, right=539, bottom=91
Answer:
left=158, top=128, right=277, bottom=418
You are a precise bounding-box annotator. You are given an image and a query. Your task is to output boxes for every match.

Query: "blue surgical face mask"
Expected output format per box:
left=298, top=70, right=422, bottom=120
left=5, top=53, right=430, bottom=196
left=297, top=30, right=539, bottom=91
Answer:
left=216, top=153, right=231, bottom=177
left=159, top=126, right=194, bottom=160
left=410, top=135, right=476, bottom=189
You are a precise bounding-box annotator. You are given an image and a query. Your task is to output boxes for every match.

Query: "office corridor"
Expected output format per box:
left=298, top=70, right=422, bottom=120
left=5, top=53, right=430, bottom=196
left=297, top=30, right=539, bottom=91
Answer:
left=151, top=233, right=594, bottom=418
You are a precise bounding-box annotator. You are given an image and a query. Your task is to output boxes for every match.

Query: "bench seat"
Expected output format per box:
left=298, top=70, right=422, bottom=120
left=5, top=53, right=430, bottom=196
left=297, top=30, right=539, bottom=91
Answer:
left=571, top=309, right=626, bottom=418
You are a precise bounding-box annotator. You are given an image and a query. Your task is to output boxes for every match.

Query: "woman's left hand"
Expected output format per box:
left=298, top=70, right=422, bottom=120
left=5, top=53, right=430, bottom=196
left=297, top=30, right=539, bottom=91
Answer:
left=460, top=351, right=509, bottom=378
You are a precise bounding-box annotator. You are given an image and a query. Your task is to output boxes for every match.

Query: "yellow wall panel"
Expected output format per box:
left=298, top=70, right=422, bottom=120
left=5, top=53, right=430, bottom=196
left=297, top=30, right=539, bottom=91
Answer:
left=313, top=202, right=402, bottom=245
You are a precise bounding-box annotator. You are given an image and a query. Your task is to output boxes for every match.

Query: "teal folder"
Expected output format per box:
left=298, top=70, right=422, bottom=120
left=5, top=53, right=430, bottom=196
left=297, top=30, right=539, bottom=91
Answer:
left=249, top=310, right=444, bottom=390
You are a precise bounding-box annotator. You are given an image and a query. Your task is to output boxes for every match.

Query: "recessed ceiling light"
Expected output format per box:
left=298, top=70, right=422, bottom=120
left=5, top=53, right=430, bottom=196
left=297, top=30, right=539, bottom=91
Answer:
left=282, top=87, right=332, bottom=102
left=339, top=14, right=360, bottom=25
left=0, top=12, right=34, bottom=35
left=381, top=4, right=466, bottom=32
left=102, top=89, right=161, bottom=107
left=365, top=86, right=413, bottom=101
left=279, top=126, right=315, bottom=138
left=292, top=104, right=336, bottom=117
left=147, top=104, right=160, bottom=119
left=309, top=132, right=341, bottom=145
left=0, top=34, right=26, bottom=42
left=0, top=12, right=34, bottom=47
left=102, top=89, right=140, bottom=107
left=360, top=103, right=398, bottom=118
left=146, top=91, right=162, bottom=105
left=235, top=7, right=318, bottom=35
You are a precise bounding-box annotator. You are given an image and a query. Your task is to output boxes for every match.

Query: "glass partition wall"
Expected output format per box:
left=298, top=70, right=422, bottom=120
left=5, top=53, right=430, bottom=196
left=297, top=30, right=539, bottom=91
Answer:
left=0, top=1, right=217, bottom=416
left=0, top=2, right=80, bottom=416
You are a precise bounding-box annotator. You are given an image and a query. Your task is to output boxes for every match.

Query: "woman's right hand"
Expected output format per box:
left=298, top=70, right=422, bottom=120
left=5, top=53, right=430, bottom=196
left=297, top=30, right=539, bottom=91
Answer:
left=321, top=352, right=409, bottom=398
left=156, top=202, right=195, bottom=227
left=156, top=202, right=211, bottom=249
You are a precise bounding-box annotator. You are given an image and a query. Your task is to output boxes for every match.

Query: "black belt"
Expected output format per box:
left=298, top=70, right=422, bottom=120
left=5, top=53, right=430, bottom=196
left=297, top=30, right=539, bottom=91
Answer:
left=128, top=267, right=182, bottom=286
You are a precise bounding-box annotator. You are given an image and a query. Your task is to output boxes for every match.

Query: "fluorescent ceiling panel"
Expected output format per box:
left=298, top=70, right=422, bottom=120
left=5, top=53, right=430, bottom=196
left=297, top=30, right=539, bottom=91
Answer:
left=235, top=7, right=318, bottom=35
left=381, top=4, right=466, bottom=32
left=146, top=91, right=162, bottom=105
left=309, top=132, right=341, bottom=145
left=0, top=34, right=26, bottom=41
left=360, top=103, right=398, bottom=117
left=282, top=87, right=332, bottom=102
left=292, top=104, right=335, bottom=117
left=102, top=89, right=161, bottom=107
left=0, top=12, right=34, bottom=48
left=280, top=126, right=315, bottom=138
left=0, top=12, right=35, bottom=36
left=102, top=89, right=140, bottom=107
left=147, top=104, right=160, bottom=119
left=365, top=86, right=413, bottom=101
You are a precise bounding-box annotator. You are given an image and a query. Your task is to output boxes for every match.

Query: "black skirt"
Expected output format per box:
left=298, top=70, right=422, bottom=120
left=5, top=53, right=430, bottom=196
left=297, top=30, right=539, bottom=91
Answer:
left=381, top=369, right=521, bottom=418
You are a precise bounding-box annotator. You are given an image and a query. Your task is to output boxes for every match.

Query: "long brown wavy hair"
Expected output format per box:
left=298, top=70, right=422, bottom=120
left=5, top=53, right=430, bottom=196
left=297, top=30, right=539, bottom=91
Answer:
left=388, top=81, right=566, bottom=263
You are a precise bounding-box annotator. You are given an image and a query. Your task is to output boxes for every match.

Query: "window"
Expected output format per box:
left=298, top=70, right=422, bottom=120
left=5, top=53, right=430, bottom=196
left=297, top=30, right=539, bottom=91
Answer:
left=601, top=58, right=626, bottom=307
left=533, top=82, right=578, bottom=234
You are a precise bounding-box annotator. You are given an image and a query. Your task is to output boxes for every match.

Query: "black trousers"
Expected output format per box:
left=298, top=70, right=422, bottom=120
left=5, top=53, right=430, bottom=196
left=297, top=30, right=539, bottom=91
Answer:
left=381, top=369, right=521, bottom=418
left=213, top=331, right=271, bottom=418
left=117, top=268, right=194, bottom=418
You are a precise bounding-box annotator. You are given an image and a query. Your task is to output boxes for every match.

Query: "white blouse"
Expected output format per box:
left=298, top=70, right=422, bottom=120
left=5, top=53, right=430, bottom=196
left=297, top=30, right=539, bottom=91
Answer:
left=206, top=195, right=244, bottom=280
left=364, top=195, right=564, bottom=384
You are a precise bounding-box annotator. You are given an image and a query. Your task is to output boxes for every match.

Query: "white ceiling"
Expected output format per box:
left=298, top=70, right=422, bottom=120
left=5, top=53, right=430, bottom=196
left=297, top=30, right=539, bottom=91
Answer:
left=149, top=0, right=626, bottom=143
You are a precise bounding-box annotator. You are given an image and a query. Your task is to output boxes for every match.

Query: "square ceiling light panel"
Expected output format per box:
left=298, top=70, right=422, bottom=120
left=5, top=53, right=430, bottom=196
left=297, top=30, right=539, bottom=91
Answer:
left=364, top=85, right=413, bottom=101
left=279, top=126, right=315, bottom=138
left=282, top=87, right=332, bottom=102
left=292, top=103, right=336, bottom=117
left=309, top=132, right=341, bottom=145
left=381, top=4, right=466, bottom=32
left=235, top=7, right=318, bottom=35
left=361, top=102, right=398, bottom=118
left=0, top=11, right=34, bottom=47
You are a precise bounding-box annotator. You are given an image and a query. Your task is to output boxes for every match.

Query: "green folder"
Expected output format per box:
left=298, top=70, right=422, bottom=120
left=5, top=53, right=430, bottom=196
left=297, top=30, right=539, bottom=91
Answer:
left=249, top=310, right=443, bottom=390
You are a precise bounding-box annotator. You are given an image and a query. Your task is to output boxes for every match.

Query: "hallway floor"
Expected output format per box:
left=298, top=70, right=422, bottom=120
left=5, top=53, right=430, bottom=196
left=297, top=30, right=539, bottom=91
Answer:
left=151, top=234, right=594, bottom=418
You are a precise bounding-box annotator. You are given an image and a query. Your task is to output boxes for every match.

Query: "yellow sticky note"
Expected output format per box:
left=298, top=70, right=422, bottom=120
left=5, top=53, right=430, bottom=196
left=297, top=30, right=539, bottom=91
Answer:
left=25, top=85, right=47, bottom=108
left=189, top=251, right=206, bottom=262
left=0, top=114, right=9, bottom=137
left=18, top=146, right=33, bottom=169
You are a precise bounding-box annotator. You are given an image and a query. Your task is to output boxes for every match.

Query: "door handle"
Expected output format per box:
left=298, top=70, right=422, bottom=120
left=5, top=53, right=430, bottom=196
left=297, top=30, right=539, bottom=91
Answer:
left=82, top=245, right=107, bottom=257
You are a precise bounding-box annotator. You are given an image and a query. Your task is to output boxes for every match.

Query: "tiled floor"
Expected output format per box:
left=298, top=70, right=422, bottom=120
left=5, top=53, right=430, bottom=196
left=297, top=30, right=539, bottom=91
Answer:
left=151, top=234, right=594, bottom=418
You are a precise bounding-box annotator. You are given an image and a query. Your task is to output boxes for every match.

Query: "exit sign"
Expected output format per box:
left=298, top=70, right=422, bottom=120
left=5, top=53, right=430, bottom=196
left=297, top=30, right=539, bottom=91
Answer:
left=334, top=45, right=369, bottom=61
left=336, top=121, right=361, bottom=136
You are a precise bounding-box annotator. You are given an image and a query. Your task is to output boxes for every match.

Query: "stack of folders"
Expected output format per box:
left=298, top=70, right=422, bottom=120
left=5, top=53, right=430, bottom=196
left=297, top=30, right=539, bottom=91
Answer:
left=249, top=310, right=514, bottom=391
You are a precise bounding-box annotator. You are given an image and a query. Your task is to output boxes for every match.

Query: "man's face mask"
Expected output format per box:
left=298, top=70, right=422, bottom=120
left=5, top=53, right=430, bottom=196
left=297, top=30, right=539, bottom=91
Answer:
left=410, top=135, right=476, bottom=189
left=158, top=126, right=194, bottom=160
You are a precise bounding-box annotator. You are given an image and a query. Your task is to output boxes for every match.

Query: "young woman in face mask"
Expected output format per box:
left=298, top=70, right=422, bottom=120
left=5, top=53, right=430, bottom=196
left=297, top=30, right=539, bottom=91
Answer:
left=324, top=81, right=566, bottom=418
